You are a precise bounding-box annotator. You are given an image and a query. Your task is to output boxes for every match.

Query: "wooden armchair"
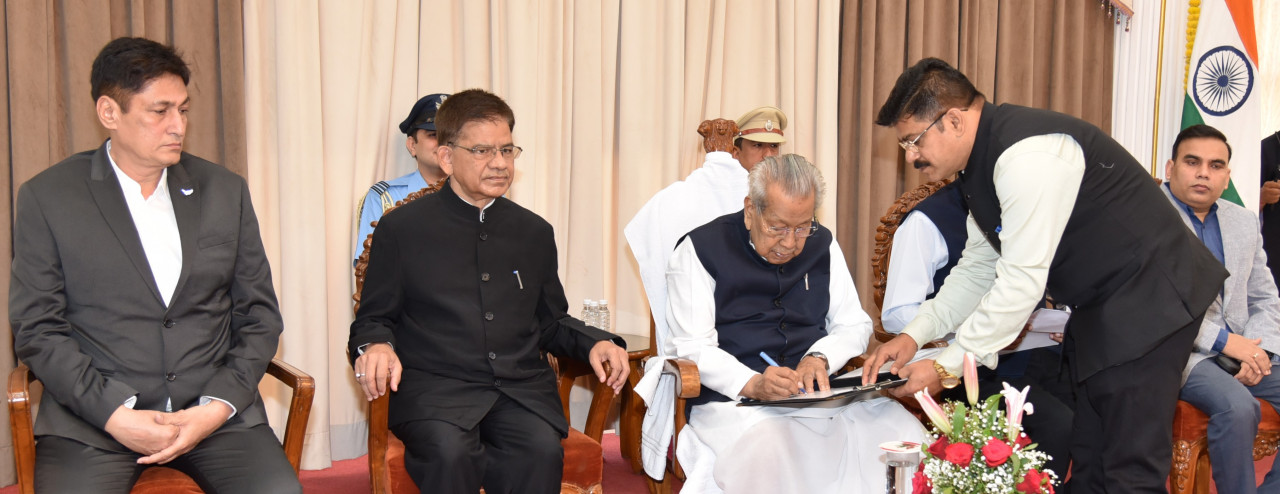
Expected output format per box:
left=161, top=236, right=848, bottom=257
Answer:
left=7, top=358, right=314, bottom=494
left=353, top=182, right=609, bottom=494
left=1170, top=399, right=1280, bottom=493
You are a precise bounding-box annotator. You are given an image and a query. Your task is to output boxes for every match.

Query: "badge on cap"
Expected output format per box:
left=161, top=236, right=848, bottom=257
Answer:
left=765, top=120, right=774, bottom=131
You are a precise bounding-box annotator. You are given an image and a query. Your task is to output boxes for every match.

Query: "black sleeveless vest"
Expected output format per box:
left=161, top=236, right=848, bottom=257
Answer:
left=959, top=103, right=1226, bottom=379
left=681, top=210, right=832, bottom=407
left=909, top=182, right=968, bottom=296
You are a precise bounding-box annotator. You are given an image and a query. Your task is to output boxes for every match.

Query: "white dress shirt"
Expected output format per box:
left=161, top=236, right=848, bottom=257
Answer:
left=107, top=143, right=181, bottom=306
left=108, top=141, right=234, bottom=417
left=901, top=134, right=1085, bottom=373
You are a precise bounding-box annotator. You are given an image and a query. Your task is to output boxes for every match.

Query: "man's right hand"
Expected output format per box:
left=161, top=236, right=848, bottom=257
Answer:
left=103, top=406, right=179, bottom=456
left=741, top=366, right=803, bottom=401
left=1222, top=333, right=1271, bottom=378
left=1262, top=181, right=1280, bottom=207
left=862, top=334, right=920, bottom=386
left=354, top=343, right=403, bottom=401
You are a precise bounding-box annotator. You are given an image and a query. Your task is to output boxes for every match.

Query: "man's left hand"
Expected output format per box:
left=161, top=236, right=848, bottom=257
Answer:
left=796, top=356, right=830, bottom=393
left=889, top=359, right=943, bottom=398
left=137, top=400, right=233, bottom=465
left=588, top=340, right=629, bottom=394
left=1237, top=363, right=1264, bottom=386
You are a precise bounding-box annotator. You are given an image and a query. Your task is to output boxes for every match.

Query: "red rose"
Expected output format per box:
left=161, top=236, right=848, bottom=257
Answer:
left=912, top=470, right=932, bottom=494
left=928, top=436, right=950, bottom=459
left=1017, top=469, right=1053, bottom=493
left=1015, top=432, right=1032, bottom=449
left=944, top=442, right=974, bottom=467
left=982, top=438, right=1013, bottom=467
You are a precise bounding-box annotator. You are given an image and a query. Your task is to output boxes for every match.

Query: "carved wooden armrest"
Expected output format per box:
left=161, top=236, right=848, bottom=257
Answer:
left=661, top=358, right=701, bottom=399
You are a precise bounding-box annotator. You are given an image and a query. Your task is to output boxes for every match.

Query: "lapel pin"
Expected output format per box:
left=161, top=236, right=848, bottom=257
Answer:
left=181, top=188, right=194, bottom=196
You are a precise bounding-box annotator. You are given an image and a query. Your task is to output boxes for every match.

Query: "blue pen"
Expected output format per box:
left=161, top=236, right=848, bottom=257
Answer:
left=758, top=351, right=805, bottom=394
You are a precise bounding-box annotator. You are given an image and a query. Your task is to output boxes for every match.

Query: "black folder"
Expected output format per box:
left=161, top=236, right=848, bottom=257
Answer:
left=737, top=372, right=907, bottom=407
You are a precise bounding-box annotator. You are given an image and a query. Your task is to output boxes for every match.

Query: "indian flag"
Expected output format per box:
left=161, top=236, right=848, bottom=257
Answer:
left=1180, top=0, right=1260, bottom=210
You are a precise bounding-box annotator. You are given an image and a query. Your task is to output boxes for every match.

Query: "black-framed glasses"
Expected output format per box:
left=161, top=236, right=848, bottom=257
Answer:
left=763, top=220, right=819, bottom=239
left=447, top=142, right=523, bottom=160
left=898, top=111, right=947, bottom=154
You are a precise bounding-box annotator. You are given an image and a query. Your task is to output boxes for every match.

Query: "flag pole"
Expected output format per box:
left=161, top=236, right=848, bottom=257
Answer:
left=1150, top=0, right=1170, bottom=176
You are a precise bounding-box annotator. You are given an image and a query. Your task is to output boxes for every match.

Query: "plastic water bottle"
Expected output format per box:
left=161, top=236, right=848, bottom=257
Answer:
left=597, top=299, right=611, bottom=333
left=583, top=299, right=599, bottom=328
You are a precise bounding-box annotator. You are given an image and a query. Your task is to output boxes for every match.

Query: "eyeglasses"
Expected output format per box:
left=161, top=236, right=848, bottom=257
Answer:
left=447, top=142, right=523, bottom=160
left=898, top=111, right=947, bottom=154
left=763, top=221, right=819, bottom=239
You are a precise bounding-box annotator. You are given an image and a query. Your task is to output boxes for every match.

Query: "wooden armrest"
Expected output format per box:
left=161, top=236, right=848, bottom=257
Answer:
left=265, top=358, right=315, bottom=473
left=367, top=390, right=392, bottom=494
left=660, top=358, right=700, bottom=399
left=8, top=364, right=35, bottom=494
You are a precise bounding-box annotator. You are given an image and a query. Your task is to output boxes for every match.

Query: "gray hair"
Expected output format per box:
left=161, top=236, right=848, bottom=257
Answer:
left=747, top=154, right=825, bottom=213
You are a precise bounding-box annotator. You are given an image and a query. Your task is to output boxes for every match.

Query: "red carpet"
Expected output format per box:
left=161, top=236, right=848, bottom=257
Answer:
left=0, top=436, right=1265, bottom=493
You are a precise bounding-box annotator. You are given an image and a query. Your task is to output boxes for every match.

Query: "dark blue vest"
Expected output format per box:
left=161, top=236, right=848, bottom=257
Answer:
left=682, top=210, right=833, bottom=407
left=909, top=182, right=967, bottom=297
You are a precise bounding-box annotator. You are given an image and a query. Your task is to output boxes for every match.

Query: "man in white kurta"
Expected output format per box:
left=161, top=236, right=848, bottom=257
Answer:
left=626, top=106, right=788, bottom=354
left=666, top=154, right=924, bottom=493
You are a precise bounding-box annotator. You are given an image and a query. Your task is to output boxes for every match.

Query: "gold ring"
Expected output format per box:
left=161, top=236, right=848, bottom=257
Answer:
left=1254, top=353, right=1261, bottom=359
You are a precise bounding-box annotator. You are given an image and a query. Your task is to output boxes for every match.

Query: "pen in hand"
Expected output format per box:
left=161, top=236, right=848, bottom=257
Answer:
left=759, top=351, right=805, bottom=394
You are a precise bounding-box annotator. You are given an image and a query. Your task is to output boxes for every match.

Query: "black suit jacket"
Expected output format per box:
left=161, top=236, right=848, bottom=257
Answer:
left=9, top=142, right=282, bottom=453
left=349, top=181, right=620, bottom=435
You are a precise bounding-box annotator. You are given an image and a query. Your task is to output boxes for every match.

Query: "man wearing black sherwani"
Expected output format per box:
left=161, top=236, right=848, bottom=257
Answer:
left=349, top=88, right=629, bottom=494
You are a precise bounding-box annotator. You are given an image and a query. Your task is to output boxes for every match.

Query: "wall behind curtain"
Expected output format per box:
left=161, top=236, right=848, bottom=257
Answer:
left=0, top=0, right=246, bottom=485
left=836, top=0, right=1115, bottom=318
left=243, top=0, right=840, bottom=468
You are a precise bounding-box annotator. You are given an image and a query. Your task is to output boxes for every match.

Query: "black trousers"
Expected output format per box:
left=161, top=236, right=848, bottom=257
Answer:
left=34, top=423, right=300, bottom=494
left=392, top=393, right=564, bottom=494
left=1065, top=314, right=1201, bottom=493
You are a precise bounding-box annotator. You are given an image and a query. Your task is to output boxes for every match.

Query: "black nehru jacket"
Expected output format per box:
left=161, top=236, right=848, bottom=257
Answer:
left=959, top=102, right=1227, bottom=380
left=681, top=210, right=833, bottom=407
left=349, top=179, right=621, bottom=435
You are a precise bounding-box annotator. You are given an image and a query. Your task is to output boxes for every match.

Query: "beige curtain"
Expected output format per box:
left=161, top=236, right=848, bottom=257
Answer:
left=836, top=0, right=1116, bottom=318
left=242, top=0, right=841, bottom=468
left=0, top=0, right=246, bottom=485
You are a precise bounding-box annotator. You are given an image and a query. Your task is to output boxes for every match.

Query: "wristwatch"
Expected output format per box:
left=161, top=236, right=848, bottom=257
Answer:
left=933, top=362, right=961, bottom=389
left=804, top=351, right=829, bottom=370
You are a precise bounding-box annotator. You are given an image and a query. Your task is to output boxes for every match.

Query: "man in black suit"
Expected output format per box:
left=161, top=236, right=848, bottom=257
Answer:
left=862, top=58, right=1227, bottom=492
left=9, top=37, right=300, bottom=493
left=349, top=88, right=629, bottom=494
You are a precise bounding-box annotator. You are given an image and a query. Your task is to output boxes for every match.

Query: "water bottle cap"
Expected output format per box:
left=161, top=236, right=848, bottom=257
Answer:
left=598, top=299, right=608, bottom=305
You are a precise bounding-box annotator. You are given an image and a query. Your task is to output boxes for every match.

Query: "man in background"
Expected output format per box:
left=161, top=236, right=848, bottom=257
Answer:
left=355, top=93, right=450, bottom=263
left=1168, top=124, right=1280, bottom=493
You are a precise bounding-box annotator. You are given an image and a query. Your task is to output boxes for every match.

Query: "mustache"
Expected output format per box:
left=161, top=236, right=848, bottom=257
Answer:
left=913, top=160, right=931, bottom=170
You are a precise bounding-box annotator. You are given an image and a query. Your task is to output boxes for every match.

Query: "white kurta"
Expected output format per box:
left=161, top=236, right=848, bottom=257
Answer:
left=624, top=151, right=749, bottom=355
left=666, top=237, right=926, bottom=494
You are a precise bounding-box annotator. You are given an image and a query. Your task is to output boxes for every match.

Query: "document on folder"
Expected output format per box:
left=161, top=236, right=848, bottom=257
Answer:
left=736, top=372, right=907, bottom=407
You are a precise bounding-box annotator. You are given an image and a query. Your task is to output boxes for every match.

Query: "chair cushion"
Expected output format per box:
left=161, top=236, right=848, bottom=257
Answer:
left=131, top=466, right=204, bottom=494
left=1173, top=398, right=1280, bottom=438
left=387, top=428, right=603, bottom=492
